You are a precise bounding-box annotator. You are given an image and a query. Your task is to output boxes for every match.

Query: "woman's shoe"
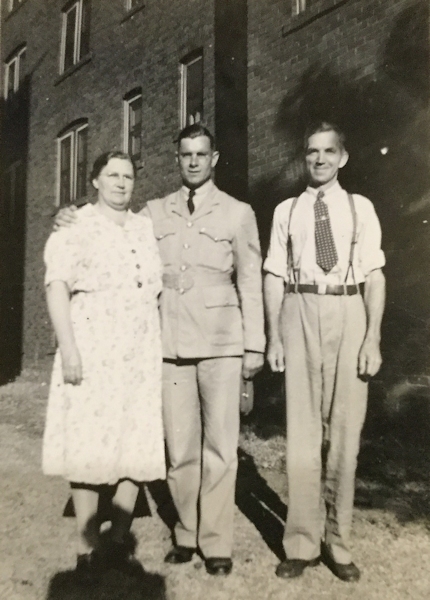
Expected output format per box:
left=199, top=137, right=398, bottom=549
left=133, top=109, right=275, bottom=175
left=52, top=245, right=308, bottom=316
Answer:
left=75, top=552, right=102, bottom=584
left=105, top=540, right=144, bottom=578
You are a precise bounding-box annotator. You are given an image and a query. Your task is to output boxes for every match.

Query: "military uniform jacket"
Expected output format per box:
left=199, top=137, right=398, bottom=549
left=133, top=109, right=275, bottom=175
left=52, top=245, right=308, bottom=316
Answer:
left=144, top=182, right=265, bottom=359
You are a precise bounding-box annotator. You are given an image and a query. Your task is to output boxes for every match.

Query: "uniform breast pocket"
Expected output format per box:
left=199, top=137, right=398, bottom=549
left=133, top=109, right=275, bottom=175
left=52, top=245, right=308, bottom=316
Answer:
left=198, top=226, right=233, bottom=270
left=153, top=221, right=177, bottom=266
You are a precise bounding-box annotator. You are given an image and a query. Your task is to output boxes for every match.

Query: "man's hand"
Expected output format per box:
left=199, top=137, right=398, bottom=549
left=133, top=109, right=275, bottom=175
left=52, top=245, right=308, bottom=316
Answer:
left=267, top=339, right=285, bottom=373
left=358, top=336, right=382, bottom=378
left=54, top=204, right=78, bottom=230
left=242, top=351, right=264, bottom=380
left=61, top=344, right=83, bottom=385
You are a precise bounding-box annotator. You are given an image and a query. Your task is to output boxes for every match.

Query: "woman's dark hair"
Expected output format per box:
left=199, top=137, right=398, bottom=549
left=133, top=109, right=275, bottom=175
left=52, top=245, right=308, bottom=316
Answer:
left=90, top=151, right=137, bottom=181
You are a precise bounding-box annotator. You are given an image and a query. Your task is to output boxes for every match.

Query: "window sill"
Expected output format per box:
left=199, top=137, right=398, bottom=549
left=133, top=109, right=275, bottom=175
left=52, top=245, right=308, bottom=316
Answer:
left=282, top=0, right=350, bottom=37
left=54, top=53, right=92, bottom=86
left=121, top=2, right=145, bottom=24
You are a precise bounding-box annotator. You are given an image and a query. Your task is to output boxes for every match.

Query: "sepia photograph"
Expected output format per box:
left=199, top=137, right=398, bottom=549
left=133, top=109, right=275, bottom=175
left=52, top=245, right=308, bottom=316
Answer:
left=0, top=0, right=429, bottom=598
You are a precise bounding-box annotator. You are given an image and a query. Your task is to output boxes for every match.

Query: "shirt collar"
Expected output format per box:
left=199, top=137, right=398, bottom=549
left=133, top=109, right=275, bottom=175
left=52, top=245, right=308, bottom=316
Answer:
left=180, top=179, right=214, bottom=199
left=306, top=180, right=343, bottom=200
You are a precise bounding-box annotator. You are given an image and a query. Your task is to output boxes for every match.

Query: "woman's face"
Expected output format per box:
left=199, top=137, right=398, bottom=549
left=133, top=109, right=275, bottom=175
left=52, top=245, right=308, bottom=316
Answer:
left=92, top=158, right=135, bottom=211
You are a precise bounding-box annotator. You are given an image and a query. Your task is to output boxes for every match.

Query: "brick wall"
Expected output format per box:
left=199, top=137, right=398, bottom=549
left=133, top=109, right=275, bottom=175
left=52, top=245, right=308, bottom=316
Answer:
left=247, top=0, right=430, bottom=317
left=1, top=0, right=216, bottom=364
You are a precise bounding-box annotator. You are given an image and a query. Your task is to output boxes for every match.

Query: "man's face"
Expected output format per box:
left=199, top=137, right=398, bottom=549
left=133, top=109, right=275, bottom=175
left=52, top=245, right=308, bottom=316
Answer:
left=176, top=135, right=219, bottom=189
left=305, top=130, right=348, bottom=187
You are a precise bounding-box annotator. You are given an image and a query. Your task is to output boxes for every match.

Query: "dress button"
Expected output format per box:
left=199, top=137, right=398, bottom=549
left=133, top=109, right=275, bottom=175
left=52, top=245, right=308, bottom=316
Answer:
left=179, top=288, right=185, bottom=294
left=137, top=282, right=142, bottom=288
left=136, top=264, right=141, bottom=269
left=187, top=222, right=193, bottom=228
left=183, top=243, right=190, bottom=249
left=180, top=265, right=187, bottom=272
left=131, top=249, right=136, bottom=254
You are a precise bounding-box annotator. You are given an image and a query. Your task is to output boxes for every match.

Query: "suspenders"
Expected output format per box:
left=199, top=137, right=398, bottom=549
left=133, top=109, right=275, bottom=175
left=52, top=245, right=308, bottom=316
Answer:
left=286, top=192, right=359, bottom=290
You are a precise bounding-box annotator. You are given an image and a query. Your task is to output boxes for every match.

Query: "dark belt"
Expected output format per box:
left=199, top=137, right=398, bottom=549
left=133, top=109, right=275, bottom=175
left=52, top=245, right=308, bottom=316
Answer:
left=284, top=282, right=364, bottom=296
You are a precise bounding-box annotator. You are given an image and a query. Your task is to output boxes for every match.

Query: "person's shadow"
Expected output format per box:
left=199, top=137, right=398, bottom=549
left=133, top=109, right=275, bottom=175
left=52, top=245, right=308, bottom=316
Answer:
left=235, top=447, right=286, bottom=561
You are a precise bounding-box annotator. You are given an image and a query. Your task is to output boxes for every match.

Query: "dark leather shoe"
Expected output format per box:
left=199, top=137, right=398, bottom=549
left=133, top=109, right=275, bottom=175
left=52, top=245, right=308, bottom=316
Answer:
left=327, top=560, right=361, bottom=582
left=164, top=545, right=195, bottom=564
left=276, top=557, right=320, bottom=579
left=205, top=557, right=233, bottom=576
left=75, top=552, right=102, bottom=584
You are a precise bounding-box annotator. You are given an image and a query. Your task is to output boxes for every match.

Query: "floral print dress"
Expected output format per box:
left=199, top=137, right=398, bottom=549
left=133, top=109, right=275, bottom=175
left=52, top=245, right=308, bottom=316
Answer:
left=42, top=204, right=166, bottom=485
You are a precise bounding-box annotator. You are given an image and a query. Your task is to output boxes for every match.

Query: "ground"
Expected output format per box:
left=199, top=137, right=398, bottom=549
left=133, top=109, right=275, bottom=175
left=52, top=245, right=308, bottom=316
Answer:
left=0, top=356, right=430, bottom=600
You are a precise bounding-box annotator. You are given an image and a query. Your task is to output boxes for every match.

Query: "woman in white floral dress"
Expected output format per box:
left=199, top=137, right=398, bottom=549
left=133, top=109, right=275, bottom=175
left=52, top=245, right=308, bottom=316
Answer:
left=43, top=151, right=165, bottom=580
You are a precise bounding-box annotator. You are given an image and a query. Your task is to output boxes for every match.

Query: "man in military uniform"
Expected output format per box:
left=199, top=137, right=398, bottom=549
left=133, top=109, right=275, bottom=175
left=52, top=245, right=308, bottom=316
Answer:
left=145, top=124, right=265, bottom=575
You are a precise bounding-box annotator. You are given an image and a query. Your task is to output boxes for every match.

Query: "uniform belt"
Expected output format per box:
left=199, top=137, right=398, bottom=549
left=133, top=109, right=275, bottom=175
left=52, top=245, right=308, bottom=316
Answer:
left=284, top=282, right=364, bottom=296
left=163, top=271, right=232, bottom=292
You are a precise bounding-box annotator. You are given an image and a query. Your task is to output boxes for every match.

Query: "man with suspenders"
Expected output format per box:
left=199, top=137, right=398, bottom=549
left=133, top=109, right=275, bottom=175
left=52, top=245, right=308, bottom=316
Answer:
left=264, top=122, right=385, bottom=582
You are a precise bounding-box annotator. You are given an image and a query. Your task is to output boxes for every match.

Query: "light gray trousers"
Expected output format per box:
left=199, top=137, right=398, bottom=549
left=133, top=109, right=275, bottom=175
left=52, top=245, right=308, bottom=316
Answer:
left=281, top=292, right=368, bottom=564
left=162, top=356, right=242, bottom=558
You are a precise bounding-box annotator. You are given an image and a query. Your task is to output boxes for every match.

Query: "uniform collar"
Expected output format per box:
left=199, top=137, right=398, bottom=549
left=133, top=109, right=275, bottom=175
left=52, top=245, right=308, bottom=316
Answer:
left=180, top=178, right=215, bottom=200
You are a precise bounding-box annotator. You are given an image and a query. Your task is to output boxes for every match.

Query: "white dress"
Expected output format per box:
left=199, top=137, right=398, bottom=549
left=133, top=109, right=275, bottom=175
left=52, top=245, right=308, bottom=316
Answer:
left=42, top=204, right=166, bottom=485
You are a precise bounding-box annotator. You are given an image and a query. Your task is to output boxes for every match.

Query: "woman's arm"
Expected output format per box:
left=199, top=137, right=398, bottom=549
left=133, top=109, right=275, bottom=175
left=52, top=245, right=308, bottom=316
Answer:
left=46, top=280, right=82, bottom=385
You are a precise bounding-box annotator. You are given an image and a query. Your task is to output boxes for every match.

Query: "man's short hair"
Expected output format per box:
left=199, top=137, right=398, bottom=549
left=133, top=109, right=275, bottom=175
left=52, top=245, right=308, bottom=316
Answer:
left=177, top=123, right=216, bottom=150
left=304, top=121, right=346, bottom=151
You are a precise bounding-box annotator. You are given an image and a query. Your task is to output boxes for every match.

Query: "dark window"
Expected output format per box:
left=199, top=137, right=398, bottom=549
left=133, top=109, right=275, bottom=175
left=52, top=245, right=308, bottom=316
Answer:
left=4, top=46, right=26, bottom=99
left=61, top=0, right=91, bottom=73
left=58, top=123, right=88, bottom=205
left=180, top=51, right=203, bottom=128
left=124, top=93, right=142, bottom=163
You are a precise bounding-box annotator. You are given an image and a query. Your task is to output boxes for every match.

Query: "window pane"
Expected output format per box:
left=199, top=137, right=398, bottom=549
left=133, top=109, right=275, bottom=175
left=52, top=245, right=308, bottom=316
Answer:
left=60, top=136, right=72, bottom=205
left=80, top=0, right=91, bottom=59
left=76, top=128, right=88, bottom=200
left=128, top=96, right=142, bottom=160
left=128, top=0, right=141, bottom=10
left=19, top=49, right=26, bottom=83
left=64, top=5, right=78, bottom=71
left=7, top=60, right=16, bottom=96
left=186, top=57, right=203, bottom=126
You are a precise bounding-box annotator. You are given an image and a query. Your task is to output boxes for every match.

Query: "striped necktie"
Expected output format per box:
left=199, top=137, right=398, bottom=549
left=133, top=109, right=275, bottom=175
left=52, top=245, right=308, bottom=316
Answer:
left=314, top=190, right=338, bottom=273
left=187, top=189, right=195, bottom=215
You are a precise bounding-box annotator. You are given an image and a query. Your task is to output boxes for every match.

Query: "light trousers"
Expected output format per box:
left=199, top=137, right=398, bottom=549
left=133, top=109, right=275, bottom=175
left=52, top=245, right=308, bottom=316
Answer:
left=281, top=292, right=368, bottom=564
left=162, top=356, right=242, bottom=558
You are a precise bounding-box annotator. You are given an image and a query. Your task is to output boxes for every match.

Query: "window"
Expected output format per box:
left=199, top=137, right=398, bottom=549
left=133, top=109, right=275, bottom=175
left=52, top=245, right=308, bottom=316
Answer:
left=125, top=0, right=142, bottom=10
left=4, top=46, right=26, bottom=99
left=124, top=91, right=142, bottom=163
left=57, top=122, right=88, bottom=206
left=292, top=0, right=306, bottom=16
left=180, top=51, right=203, bottom=128
left=60, top=0, right=90, bottom=74
left=8, top=0, right=23, bottom=12
left=2, top=161, right=24, bottom=226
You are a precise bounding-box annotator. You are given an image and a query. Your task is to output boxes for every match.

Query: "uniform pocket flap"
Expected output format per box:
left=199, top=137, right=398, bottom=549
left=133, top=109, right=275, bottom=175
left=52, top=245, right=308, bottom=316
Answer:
left=153, top=219, right=176, bottom=240
left=198, top=226, right=231, bottom=243
left=203, top=286, right=239, bottom=308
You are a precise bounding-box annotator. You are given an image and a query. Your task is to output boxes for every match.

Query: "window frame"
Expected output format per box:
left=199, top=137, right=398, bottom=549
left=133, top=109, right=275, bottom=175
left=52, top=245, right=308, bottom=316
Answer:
left=56, top=121, right=88, bottom=207
left=4, top=46, right=26, bottom=99
left=179, top=50, right=204, bottom=129
left=292, top=0, right=306, bottom=16
left=8, top=0, right=23, bottom=13
left=125, top=0, right=142, bottom=11
left=59, top=0, right=90, bottom=75
left=123, top=90, right=143, bottom=165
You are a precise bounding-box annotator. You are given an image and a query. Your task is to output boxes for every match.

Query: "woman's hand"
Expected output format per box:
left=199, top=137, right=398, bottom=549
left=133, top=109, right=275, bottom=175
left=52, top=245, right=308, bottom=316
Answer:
left=60, top=344, right=83, bottom=385
left=54, top=205, right=78, bottom=230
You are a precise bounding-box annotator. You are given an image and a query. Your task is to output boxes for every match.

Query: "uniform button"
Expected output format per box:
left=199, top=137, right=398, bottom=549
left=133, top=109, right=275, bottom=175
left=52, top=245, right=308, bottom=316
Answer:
left=183, top=243, right=190, bottom=249
left=187, top=222, right=193, bottom=228
left=137, top=282, right=142, bottom=288
left=180, top=265, right=187, bottom=272
left=214, top=237, right=218, bottom=241
left=179, top=288, right=185, bottom=294
left=136, top=264, right=141, bottom=269
left=200, top=227, right=206, bottom=232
